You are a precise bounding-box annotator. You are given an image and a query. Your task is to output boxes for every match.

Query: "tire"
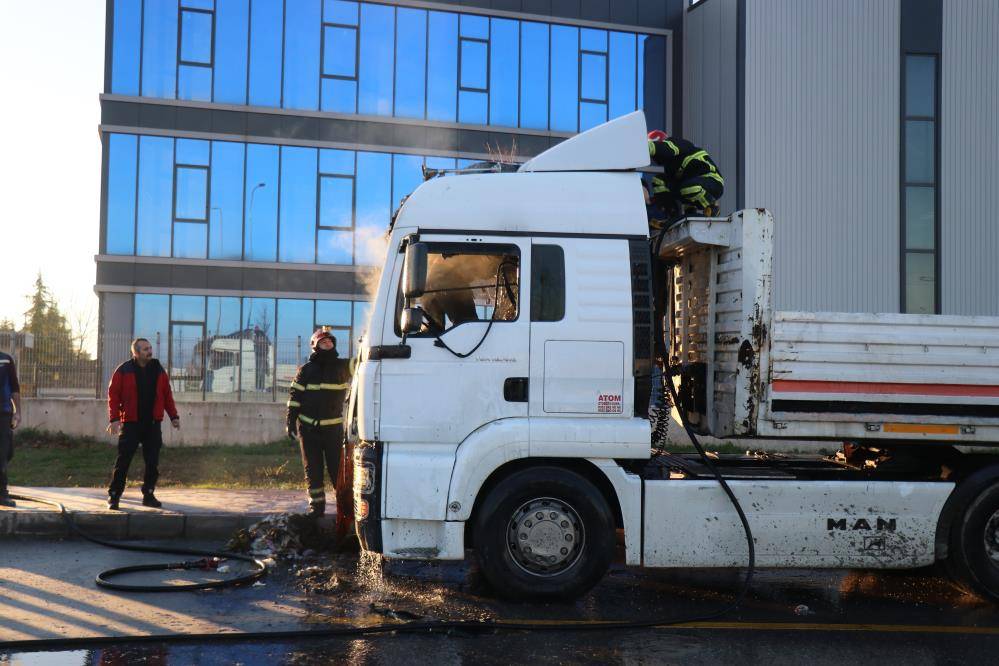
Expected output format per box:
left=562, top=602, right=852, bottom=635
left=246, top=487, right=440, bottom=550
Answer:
left=472, top=466, right=615, bottom=600
left=948, top=482, right=999, bottom=603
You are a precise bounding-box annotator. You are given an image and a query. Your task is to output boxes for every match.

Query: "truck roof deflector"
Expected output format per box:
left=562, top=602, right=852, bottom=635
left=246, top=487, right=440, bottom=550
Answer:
left=517, top=111, right=651, bottom=173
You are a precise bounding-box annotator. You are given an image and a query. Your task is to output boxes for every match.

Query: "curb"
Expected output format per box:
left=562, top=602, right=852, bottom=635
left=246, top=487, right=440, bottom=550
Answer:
left=0, top=509, right=268, bottom=541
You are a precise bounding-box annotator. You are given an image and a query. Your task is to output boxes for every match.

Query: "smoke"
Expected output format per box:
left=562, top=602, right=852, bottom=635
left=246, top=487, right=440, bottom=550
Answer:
left=351, top=221, right=390, bottom=345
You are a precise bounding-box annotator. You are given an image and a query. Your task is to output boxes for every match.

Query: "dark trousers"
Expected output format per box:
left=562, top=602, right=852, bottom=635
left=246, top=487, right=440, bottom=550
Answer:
left=0, top=414, right=11, bottom=497
left=298, top=424, right=342, bottom=507
left=108, top=421, right=163, bottom=498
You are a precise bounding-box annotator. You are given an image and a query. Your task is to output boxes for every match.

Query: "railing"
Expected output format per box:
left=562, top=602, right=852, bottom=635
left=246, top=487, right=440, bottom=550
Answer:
left=2, top=330, right=338, bottom=403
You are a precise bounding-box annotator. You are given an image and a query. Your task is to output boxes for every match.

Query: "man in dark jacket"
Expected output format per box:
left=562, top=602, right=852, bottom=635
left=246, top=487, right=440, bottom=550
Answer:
left=646, top=129, right=725, bottom=228
left=106, top=338, right=180, bottom=510
left=286, top=328, right=352, bottom=517
left=0, top=351, right=21, bottom=507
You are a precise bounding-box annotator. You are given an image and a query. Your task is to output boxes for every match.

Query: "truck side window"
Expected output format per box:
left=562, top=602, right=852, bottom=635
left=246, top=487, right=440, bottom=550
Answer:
left=399, top=243, right=520, bottom=336
left=530, top=245, right=565, bottom=322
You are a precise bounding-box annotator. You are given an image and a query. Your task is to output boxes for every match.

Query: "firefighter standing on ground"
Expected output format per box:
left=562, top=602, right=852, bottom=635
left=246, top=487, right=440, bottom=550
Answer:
left=286, top=328, right=352, bottom=517
left=646, top=129, right=725, bottom=228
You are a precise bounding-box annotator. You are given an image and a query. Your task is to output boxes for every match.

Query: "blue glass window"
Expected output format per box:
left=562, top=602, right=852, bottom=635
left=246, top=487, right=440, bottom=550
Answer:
left=206, top=297, right=241, bottom=337
left=489, top=19, right=518, bottom=128
left=319, top=176, right=353, bottom=229
left=459, top=39, right=487, bottom=90
left=358, top=3, right=394, bottom=115
left=283, top=0, right=321, bottom=110
left=608, top=31, right=637, bottom=121
left=318, top=230, right=354, bottom=265
left=278, top=147, right=318, bottom=263
left=426, top=11, right=458, bottom=122
left=906, top=55, right=936, bottom=118
left=176, top=138, right=210, bottom=165
left=209, top=141, right=244, bottom=259
left=178, top=65, right=212, bottom=101
left=181, top=0, right=214, bottom=9
left=141, top=0, right=179, bottom=98
left=640, top=35, right=667, bottom=131
left=391, top=154, right=424, bottom=213
left=395, top=9, right=427, bottom=118
left=324, top=0, right=358, bottom=25
left=905, top=121, right=935, bottom=184
left=460, top=14, right=488, bottom=39
left=242, top=297, right=275, bottom=397
left=244, top=144, right=279, bottom=261
left=175, top=167, right=209, bottom=220
left=320, top=148, right=354, bottom=175
left=519, top=22, right=549, bottom=130
left=174, top=222, right=208, bottom=258
left=354, top=151, right=391, bottom=265
left=248, top=0, right=283, bottom=106
left=172, top=295, right=206, bottom=322
left=277, top=299, right=315, bottom=366
left=106, top=134, right=137, bottom=254
left=458, top=31, right=489, bottom=122
left=214, top=0, right=249, bottom=103
left=180, top=9, right=213, bottom=64
left=111, top=0, right=141, bottom=94
left=322, top=79, right=358, bottom=113
left=136, top=136, right=174, bottom=257
left=550, top=25, right=579, bottom=132
left=134, top=294, right=170, bottom=342
left=323, top=26, right=357, bottom=77
left=316, top=300, right=352, bottom=352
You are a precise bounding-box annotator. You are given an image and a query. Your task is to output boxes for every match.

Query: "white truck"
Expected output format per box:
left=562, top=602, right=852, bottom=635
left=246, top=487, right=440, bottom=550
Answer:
left=342, top=111, right=999, bottom=601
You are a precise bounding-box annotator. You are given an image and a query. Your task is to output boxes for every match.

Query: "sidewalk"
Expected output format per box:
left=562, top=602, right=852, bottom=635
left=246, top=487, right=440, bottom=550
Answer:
left=1, top=487, right=321, bottom=540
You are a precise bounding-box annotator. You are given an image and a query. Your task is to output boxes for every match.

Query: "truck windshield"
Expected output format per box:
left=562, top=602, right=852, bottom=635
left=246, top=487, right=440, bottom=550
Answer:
left=399, top=244, right=520, bottom=336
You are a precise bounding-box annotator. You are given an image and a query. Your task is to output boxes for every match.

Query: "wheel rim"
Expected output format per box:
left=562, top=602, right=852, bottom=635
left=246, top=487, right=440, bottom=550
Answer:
left=984, top=510, right=999, bottom=565
left=506, top=497, right=585, bottom=577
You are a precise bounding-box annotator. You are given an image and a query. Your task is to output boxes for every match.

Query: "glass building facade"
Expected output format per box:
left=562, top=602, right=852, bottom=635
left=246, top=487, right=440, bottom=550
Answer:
left=98, top=0, right=676, bottom=401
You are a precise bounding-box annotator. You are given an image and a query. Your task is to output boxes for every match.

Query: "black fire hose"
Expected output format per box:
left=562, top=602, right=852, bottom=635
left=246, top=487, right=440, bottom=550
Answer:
left=8, top=493, right=267, bottom=592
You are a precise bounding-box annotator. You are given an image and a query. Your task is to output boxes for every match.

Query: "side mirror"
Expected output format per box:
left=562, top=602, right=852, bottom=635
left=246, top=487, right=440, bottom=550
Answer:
left=403, top=242, right=428, bottom=300
left=400, top=307, right=424, bottom=335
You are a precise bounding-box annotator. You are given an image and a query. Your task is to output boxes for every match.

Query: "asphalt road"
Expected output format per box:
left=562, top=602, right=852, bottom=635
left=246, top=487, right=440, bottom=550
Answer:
left=3, top=537, right=999, bottom=664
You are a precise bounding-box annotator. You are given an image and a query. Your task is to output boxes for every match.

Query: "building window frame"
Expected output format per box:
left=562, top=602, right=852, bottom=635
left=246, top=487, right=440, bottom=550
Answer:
left=900, top=51, right=941, bottom=315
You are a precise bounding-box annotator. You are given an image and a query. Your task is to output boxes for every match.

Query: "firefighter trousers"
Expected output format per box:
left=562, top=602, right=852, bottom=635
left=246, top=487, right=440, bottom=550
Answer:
left=297, top=423, right=342, bottom=508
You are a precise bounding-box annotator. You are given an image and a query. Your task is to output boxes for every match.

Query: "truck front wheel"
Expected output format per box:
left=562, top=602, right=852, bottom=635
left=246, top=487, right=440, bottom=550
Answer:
left=472, top=466, right=615, bottom=599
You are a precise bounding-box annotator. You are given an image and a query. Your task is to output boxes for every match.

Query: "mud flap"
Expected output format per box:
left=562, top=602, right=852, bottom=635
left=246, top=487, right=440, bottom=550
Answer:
left=335, top=439, right=354, bottom=543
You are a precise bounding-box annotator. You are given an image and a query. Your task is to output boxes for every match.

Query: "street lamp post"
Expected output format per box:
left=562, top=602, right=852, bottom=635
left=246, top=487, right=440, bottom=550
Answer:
left=247, top=182, right=266, bottom=259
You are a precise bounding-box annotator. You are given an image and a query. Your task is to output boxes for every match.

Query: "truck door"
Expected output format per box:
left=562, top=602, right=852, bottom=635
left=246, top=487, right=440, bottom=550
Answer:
left=377, top=234, right=531, bottom=520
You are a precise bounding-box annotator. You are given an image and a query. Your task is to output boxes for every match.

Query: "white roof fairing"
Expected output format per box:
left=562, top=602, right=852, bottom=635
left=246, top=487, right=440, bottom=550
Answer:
left=397, top=171, right=649, bottom=237
left=518, top=111, right=650, bottom=173
left=395, top=111, right=652, bottom=237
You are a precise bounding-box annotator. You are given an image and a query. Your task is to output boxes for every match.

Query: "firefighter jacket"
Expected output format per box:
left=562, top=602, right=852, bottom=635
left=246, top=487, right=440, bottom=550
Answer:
left=286, top=350, right=353, bottom=430
left=648, top=137, right=724, bottom=191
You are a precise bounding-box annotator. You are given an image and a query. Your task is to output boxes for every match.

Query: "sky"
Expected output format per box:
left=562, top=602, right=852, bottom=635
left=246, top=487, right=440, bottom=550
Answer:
left=0, top=1, right=105, bottom=334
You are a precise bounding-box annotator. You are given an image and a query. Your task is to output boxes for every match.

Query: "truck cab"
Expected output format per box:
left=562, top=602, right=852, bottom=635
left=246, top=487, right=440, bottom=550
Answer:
left=344, top=112, right=999, bottom=602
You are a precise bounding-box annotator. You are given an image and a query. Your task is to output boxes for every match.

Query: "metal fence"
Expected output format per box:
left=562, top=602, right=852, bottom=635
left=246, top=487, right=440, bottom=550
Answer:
left=2, top=330, right=325, bottom=403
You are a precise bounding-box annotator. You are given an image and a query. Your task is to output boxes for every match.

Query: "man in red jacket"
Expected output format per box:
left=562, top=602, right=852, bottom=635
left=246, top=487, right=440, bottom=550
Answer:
left=106, top=338, right=180, bottom=510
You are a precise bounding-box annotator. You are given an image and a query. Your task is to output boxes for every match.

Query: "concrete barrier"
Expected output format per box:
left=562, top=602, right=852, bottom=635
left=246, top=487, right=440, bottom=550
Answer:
left=20, top=398, right=287, bottom=446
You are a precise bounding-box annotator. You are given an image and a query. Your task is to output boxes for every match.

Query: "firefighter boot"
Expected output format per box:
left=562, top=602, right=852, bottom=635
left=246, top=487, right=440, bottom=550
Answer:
left=307, top=486, right=326, bottom=517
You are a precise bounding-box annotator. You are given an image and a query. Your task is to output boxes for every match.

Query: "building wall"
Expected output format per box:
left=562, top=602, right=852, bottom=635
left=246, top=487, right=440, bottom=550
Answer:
left=941, top=0, right=999, bottom=316
left=743, top=0, right=901, bottom=313
left=682, top=0, right=738, bottom=214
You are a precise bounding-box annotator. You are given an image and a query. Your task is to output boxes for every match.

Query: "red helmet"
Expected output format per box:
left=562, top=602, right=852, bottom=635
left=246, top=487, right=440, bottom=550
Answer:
left=310, top=327, right=336, bottom=351
left=648, top=129, right=668, bottom=142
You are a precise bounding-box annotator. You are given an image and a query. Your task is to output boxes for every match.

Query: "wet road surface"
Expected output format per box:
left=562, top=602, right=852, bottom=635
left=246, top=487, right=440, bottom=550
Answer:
left=3, top=536, right=999, bottom=664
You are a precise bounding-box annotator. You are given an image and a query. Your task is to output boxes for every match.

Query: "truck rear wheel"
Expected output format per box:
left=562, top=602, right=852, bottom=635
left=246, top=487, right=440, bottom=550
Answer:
left=472, top=466, right=615, bottom=599
left=949, top=482, right=999, bottom=603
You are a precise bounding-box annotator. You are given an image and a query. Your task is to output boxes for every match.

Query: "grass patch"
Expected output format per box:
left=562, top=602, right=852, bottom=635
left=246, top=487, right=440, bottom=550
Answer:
left=9, top=428, right=305, bottom=489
